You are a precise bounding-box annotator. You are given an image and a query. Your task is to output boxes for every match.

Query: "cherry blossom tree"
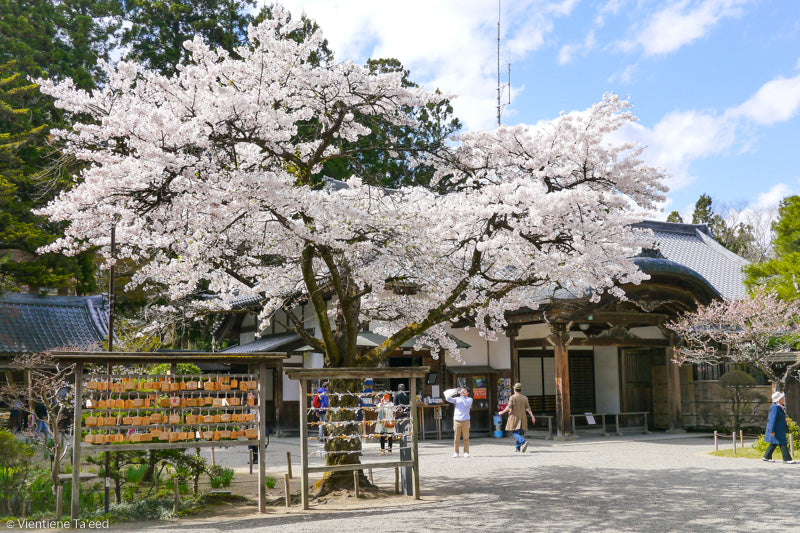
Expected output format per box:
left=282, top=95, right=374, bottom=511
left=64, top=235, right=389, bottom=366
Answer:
left=35, top=6, right=666, bottom=486
left=668, top=291, right=800, bottom=389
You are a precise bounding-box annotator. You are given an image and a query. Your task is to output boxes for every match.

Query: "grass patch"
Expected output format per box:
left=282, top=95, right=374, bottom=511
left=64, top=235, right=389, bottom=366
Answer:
left=710, top=447, right=766, bottom=459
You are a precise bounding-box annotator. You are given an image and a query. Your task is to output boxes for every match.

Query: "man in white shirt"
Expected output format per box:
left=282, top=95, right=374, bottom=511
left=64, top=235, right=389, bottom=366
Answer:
left=446, top=387, right=474, bottom=458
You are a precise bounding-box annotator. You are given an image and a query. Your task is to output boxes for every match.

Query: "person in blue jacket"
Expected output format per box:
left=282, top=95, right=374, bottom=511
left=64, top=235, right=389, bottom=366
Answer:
left=316, top=382, right=329, bottom=439
left=763, top=391, right=795, bottom=464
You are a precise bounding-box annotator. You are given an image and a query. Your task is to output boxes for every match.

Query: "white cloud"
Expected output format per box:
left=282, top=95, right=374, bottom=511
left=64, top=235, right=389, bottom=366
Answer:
left=628, top=0, right=752, bottom=57
left=617, top=110, right=736, bottom=191
left=558, top=31, right=596, bottom=65
left=728, top=74, right=800, bottom=125
left=272, top=1, right=578, bottom=131
left=754, top=183, right=793, bottom=210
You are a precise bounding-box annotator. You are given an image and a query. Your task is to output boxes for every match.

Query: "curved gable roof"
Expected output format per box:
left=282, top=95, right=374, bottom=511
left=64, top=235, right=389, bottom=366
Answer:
left=633, top=221, right=748, bottom=300
left=0, top=293, right=109, bottom=354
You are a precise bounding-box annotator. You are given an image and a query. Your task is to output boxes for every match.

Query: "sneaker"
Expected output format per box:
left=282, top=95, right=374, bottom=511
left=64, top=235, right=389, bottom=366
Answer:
left=783, top=460, right=796, bottom=464
left=453, top=453, right=459, bottom=458
left=514, top=448, right=520, bottom=453
left=464, top=453, right=470, bottom=458
left=762, top=457, right=774, bottom=462
left=521, top=441, right=529, bottom=453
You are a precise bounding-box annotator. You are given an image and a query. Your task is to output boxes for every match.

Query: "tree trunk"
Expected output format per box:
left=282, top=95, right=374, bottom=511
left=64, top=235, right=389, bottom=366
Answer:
left=314, top=379, right=370, bottom=496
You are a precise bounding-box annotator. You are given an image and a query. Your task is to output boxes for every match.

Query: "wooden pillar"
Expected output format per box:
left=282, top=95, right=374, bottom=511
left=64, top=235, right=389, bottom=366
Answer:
left=299, top=379, right=309, bottom=510
left=70, top=363, right=84, bottom=520
left=549, top=324, right=573, bottom=439
left=665, top=347, right=684, bottom=433
left=275, top=362, right=283, bottom=437
left=258, top=363, right=267, bottom=512
left=507, top=326, right=520, bottom=387
left=409, top=375, right=420, bottom=500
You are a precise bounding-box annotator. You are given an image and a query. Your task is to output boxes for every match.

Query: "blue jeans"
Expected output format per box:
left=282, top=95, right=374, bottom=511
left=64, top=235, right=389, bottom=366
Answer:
left=36, top=420, right=49, bottom=438
left=512, top=429, right=526, bottom=449
left=318, top=412, right=326, bottom=439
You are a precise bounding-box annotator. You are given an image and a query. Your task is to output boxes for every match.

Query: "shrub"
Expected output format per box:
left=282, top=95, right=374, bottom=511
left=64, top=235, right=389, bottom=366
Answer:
left=0, top=430, right=36, bottom=516
left=207, top=466, right=234, bottom=489
left=265, top=476, right=276, bottom=489
left=752, top=417, right=800, bottom=453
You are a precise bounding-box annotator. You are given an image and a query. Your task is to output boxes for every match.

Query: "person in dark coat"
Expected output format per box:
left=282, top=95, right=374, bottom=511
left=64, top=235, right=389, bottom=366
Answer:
left=763, top=391, right=795, bottom=464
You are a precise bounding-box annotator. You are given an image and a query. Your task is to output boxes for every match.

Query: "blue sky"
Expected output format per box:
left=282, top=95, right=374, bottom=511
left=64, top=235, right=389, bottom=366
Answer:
left=273, top=0, right=800, bottom=219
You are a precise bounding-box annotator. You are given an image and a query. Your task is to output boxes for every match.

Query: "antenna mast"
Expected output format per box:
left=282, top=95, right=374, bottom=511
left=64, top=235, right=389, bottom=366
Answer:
left=497, top=0, right=511, bottom=127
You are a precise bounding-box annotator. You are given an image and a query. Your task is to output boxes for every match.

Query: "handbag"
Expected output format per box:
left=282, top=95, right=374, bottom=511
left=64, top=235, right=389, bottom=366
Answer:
left=384, top=420, right=396, bottom=428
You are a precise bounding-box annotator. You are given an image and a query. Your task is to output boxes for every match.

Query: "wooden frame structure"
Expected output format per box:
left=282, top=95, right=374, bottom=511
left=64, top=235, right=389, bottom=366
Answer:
left=52, top=351, right=287, bottom=519
left=284, top=367, right=428, bottom=509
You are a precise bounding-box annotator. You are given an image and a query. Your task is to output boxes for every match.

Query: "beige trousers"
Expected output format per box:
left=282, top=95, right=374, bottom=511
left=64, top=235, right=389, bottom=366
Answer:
left=453, top=419, right=470, bottom=453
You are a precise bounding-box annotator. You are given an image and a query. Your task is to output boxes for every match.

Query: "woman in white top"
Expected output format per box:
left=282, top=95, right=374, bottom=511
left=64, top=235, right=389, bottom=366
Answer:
left=375, top=394, right=396, bottom=455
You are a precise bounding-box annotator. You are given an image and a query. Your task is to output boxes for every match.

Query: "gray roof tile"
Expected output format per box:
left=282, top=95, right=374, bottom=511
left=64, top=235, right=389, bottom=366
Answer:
left=0, top=293, right=109, bottom=354
left=634, top=221, right=748, bottom=299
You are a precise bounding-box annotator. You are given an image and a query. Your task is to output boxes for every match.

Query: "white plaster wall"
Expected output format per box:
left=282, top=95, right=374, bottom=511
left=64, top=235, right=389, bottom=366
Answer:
left=240, top=331, right=255, bottom=345
left=446, top=327, right=491, bottom=366
left=594, top=346, right=620, bottom=413
left=283, top=354, right=304, bottom=402
left=629, top=326, right=666, bottom=339
left=490, top=335, right=511, bottom=369
left=519, top=323, right=551, bottom=338
left=283, top=373, right=299, bottom=401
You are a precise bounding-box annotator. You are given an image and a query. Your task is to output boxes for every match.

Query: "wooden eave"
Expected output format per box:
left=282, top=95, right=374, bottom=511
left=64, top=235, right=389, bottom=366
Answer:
left=51, top=351, right=290, bottom=365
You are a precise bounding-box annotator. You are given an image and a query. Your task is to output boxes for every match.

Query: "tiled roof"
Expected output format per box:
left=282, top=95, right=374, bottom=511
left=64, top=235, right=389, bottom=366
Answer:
left=633, top=221, right=748, bottom=299
left=0, top=293, right=109, bottom=354
left=221, top=332, right=301, bottom=353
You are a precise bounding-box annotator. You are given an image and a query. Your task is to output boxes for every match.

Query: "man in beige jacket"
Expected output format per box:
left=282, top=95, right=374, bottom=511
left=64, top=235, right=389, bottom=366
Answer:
left=498, top=383, right=535, bottom=453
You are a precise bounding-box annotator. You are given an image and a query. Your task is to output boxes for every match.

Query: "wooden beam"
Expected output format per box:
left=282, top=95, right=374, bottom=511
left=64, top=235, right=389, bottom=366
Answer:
left=52, top=352, right=289, bottom=364
left=285, top=367, right=430, bottom=380
left=589, top=311, right=670, bottom=325
left=515, top=337, right=668, bottom=348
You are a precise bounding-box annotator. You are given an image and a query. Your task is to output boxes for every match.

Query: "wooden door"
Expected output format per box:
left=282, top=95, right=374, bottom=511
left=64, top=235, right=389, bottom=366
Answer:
left=621, top=348, right=653, bottom=414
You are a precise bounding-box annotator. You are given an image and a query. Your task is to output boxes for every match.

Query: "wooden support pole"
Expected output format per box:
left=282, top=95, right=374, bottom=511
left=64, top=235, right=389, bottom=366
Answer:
left=410, top=375, right=420, bottom=500
left=395, top=467, right=399, bottom=494
left=284, top=474, right=291, bottom=507
left=790, top=433, right=795, bottom=458
left=299, top=379, right=310, bottom=510
left=211, top=447, right=216, bottom=466
left=258, top=362, right=267, bottom=514
left=70, top=362, right=83, bottom=520
left=740, top=430, right=744, bottom=448
left=353, top=470, right=360, bottom=499
left=368, top=468, right=373, bottom=484
left=732, top=431, right=737, bottom=455
left=551, top=324, right=572, bottom=438
left=286, top=451, right=292, bottom=479
left=714, top=430, right=718, bottom=451
left=56, top=485, right=63, bottom=520
left=665, top=347, right=684, bottom=432
left=249, top=449, right=253, bottom=475
left=173, top=478, right=179, bottom=514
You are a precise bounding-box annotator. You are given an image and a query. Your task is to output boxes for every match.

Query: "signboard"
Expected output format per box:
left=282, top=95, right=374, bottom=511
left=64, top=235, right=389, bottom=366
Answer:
left=473, top=388, right=487, bottom=399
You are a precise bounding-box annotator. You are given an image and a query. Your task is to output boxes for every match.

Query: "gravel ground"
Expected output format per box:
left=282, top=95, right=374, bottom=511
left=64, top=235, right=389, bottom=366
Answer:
left=102, top=432, right=798, bottom=532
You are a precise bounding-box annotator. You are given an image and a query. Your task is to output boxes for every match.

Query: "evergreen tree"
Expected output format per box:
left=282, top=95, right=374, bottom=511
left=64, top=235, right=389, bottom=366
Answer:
left=120, top=0, right=257, bottom=76
left=745, top=195, right=800, bottom=300
left=666, top=211, right=683, bottom=223
left=690, top=193, right=758, bottom=260
left=0, top=0, right=119, bottom=293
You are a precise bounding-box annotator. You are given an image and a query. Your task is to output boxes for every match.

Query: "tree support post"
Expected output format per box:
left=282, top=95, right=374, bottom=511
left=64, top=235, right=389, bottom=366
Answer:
left=70, top=362, right=83, bottom=520
left=299, top=378, right=310, bottom=510
left=410, top=375, right=420, bottom=499
left=258, top=362, right=267, bottom=513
